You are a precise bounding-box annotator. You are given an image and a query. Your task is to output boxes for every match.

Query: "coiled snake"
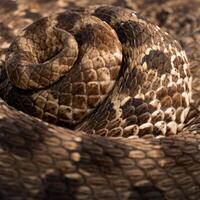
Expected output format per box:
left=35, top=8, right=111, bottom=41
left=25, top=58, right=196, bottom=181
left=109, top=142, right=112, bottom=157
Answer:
left=1, top=1, right=200, bottom=200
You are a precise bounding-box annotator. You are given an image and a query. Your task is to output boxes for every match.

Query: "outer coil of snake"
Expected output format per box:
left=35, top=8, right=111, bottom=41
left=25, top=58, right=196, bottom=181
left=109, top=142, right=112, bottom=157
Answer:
left=0, top=1, right=200, bottom=200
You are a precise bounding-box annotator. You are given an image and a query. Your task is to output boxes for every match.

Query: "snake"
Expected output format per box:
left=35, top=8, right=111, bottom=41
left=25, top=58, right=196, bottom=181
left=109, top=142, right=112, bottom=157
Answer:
left=1, top=0, right=200, bottom=199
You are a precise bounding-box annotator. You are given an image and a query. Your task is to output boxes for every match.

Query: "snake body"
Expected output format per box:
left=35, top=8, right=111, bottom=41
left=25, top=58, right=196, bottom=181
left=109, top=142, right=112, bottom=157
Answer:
left=3, top=6, right=192, bottom=136
left=1, top=1, right=200, bottom=200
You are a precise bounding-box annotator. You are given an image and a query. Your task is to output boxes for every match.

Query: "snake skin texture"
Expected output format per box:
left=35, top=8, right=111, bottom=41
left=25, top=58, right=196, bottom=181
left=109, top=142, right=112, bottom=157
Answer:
left=0, top=0, right=200, bottom=200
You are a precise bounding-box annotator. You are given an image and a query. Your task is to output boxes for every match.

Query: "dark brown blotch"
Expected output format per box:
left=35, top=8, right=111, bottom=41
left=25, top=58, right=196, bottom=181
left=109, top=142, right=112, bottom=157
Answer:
left=142, top=50, right=172, bottom=75
left=116, top=21, right=151, bottom=48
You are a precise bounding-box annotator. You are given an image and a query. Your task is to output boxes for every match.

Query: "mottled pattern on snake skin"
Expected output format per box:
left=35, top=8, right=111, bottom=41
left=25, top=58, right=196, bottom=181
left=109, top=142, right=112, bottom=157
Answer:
left=0, top=102, right=200, bottom=200
left=1, top=100, right=200, bottom=199
left=0, top=1, right=200, bottom=200
left=2, top=6, right=192, bottom=139
left=1, top=0, right=199, bottom=110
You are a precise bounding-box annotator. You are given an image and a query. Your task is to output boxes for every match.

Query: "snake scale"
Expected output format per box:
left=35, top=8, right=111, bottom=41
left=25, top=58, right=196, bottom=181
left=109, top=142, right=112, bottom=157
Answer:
left=1, top=0, right=200, bottom=199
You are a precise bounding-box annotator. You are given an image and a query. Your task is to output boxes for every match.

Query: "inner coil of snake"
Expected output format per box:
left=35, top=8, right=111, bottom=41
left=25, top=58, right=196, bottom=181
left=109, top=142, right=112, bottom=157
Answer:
left=3, top=5, right=192, bottom=138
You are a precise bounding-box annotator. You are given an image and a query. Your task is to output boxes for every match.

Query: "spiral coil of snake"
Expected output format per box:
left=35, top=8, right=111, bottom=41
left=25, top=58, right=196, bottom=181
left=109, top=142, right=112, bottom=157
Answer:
left=1, top=1, right=200, bottom=200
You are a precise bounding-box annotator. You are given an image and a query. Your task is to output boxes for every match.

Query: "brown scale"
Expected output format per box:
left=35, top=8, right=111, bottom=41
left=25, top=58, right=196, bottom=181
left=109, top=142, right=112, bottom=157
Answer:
left=164, top=107, right=176, bottom=122
left=151, top=110, right=165, bottom=123
left=167, top=83, right=177, bottom=97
